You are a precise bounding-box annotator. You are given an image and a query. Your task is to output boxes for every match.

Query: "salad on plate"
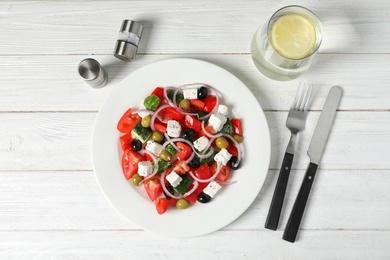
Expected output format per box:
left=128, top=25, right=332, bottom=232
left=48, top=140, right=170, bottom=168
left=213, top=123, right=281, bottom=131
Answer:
left=117, top=83, right=243, bottom=214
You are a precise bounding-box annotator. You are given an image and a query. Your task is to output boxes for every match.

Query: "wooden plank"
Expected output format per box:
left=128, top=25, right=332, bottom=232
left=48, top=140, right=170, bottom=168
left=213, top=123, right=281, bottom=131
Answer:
left=0, top=54, right=389, bottom=111
left=1, top=1, right=390, bottom=55
left=0, top=111, right=389, bottom=171
left=0, top=230, right=389, bottom=259
left=0, top=170, right=389, bottom=231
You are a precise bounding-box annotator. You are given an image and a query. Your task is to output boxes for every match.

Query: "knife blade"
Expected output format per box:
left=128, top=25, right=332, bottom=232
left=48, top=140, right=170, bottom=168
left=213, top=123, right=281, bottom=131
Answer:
left=283, top=86, right=343, bottom=243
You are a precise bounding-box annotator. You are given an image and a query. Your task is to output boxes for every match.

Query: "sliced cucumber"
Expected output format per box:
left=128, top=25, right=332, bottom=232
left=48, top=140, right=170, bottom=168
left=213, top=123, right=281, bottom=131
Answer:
left=131, top=122, right=152, bottom=143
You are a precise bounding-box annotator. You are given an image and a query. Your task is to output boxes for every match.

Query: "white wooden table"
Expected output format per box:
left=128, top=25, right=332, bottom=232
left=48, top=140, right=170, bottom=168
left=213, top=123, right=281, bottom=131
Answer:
left=1, top=0, right=390, bottom=258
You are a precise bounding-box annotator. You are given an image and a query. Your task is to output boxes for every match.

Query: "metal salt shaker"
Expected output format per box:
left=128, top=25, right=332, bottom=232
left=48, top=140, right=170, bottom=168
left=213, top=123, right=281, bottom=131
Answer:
left=78, top=58, right=108, bottom=88
left=114, top=20, right=144, bottom=61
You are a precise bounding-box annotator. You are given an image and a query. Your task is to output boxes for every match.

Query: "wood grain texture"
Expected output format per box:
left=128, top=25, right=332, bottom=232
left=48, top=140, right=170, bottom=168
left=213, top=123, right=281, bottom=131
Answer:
left=0, top=170, right=389, bottom=231
left=1, top=54, right=390, bottom=112
left=1, top=1, right=390, bottom=55
left=1, top=0, right=390, bottom=258
left=0, top=230, right=389, bottom=259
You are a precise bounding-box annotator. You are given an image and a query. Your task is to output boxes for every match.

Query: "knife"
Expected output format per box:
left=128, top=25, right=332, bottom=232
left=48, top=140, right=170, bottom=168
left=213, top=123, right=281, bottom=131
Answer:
left=282, top=86, right=343, bottom=243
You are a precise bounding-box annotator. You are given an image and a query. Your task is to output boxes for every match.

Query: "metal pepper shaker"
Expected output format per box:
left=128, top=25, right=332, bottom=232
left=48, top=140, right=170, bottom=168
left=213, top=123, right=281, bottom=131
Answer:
left=78, top=58, right=108, bottom=88
left=114, top=20, right=144, bottom=61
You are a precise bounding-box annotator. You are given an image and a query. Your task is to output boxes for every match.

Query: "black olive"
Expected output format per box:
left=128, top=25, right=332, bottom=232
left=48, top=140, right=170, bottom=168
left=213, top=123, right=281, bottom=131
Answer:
left=188, top=157, right=200, bottom=168
left=197, top=192, right=211, bottom=203
left=197, top=86, right=208, bottom=100
left=181, top=129, right=196, bottom=142
left=163, top=185, right=175, bottom=199
left=230, top=156, right=240, bottom=170
left=131, top=139, right=142, bottom=152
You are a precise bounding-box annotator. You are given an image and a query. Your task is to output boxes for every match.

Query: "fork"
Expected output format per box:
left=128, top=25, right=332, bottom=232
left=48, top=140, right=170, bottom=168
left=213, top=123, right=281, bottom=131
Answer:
left=265, top=83, right=312, bottom=231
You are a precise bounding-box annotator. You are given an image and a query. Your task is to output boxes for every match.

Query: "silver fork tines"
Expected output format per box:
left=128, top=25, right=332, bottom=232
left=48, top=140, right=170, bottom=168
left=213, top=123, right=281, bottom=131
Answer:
left=293, top=83, right=312, bottom=111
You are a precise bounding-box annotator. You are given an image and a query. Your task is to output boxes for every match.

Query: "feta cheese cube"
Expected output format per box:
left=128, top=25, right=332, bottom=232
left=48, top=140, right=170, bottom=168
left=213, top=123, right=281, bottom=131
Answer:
left=167, top=120, right=182, bottom=137
left=203, top=181, right=222, bottom=198
left=208, top=113, right=227, bottom=133
left=214, top=148, right=232, bottom=166
left=137, top=161, right=152, bottom=177
left=193, top=136, right=209, bottom=152
left=216, top=105, right=229, bottom=116
left=166, top=171, right=183, bottom=188
left=145, top=140, right=163, bottom=156
left=182, top=88, right=198, bottom=99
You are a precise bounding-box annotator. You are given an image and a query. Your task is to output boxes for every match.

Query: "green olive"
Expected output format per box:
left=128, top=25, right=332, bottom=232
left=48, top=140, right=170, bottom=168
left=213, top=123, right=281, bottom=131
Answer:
left=216, top=136, right=228, bottom=149
left=159, top=150, right=172, bottom=162
left=176, top=199, right=190, bottom=209
left=233, top=134, right=243, bottom=143
left=178, top=99, right=190, bottom=110
left=141, top=115, right=151, bottom=128
left=152, top=131, right=164, bottom=143
left=131, top=173, right=143, bottom=186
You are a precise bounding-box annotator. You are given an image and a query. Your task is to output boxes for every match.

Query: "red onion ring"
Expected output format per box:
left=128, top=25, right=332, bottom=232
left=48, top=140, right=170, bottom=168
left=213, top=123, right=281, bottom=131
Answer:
left=188, top=162, right=221, bottom=183
left=150, top=104, right=170, bottom=132
left=160, top=171, right=182, bottom=199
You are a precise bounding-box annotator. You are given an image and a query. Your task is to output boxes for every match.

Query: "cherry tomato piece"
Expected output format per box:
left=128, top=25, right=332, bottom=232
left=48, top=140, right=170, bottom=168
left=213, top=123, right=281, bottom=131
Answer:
left=121, top=149, right=144, bottom=180
left=155, top=197, right=178, bottom=214
left=176, top=142, right=192, bottom=161
left=194, top=163, right=212, bottom=180
left=189, top=99, right=205, bottom=111
left=203, top=95, right=217, bottom=113
left=184, top=115, right=202, bottom=133
left=210, top=162, right=232, bottom=182
left=119, top=132, right=133, bottom=151
left=231, top=118, right=243, bottom=136
left=144, top=176, right=163, bottom=201
left=117, top=108, right=142, bottom=133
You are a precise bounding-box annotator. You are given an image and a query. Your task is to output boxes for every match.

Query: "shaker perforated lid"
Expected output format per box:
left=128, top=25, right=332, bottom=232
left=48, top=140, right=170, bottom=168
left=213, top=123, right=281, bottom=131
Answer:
left=114, top=20, right=144, bottom=61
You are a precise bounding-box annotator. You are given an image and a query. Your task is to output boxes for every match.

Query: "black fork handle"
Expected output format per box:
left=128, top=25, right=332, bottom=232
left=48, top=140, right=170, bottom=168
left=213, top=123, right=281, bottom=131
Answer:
left=265, top=152, right=294, bottom=230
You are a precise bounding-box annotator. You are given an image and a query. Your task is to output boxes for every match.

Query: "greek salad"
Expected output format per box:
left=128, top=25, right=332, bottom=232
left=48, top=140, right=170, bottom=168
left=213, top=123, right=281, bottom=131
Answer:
left=117, top=83, right=243, bottom=214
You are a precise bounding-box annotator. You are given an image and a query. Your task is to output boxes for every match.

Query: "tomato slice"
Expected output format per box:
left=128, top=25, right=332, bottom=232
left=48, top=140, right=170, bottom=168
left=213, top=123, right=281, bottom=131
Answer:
left=203, top=95, right=217, bottom=113
left=117, top=108, right=142, bottom=133
left=176, top=142, right=192, bottom=161
left=119, top=132, right=133, bottom=151
left=163, top=107, right=184, bottom=121
left=167, top=160, right=190, bottom=175
left=210, top=162, right=232, bottom=182
left=194, top=163, right=212, bottom=180
left=121, top=149, right=144, bottom=180
left=231, top=118, right=243, bottom=136
left=184, top=191, right=198, bottom=204
left=189, top=99, right=205, bottom=111
left=144, top=176, right=163, bottom=201
left=226, top=141, right=238, bottom=157
left=154, top=121, right=167, bottom=133
left=155, top=197, right=178, bottom=214
left=184, top=115, right=202, bottom=133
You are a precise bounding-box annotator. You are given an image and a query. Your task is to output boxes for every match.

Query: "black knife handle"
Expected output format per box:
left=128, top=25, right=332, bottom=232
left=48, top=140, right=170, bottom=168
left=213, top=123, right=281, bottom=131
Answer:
left=265, top=152, right=294, bottom=230
left=283, top=162, right=318, bottom=243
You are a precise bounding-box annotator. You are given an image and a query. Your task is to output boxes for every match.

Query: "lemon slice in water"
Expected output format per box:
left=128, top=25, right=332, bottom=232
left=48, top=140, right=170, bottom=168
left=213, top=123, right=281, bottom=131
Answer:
left=271, top=14, right=317, bottom=59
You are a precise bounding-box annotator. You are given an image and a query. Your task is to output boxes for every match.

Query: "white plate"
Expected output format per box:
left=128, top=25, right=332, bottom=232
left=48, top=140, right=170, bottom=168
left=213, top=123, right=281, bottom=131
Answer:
left=92, top=58, right=270, bottom=237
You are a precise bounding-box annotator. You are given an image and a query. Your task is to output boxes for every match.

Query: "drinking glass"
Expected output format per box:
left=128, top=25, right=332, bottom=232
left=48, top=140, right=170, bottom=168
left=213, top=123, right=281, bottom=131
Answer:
left=251, top=6, right=322, bottom=81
